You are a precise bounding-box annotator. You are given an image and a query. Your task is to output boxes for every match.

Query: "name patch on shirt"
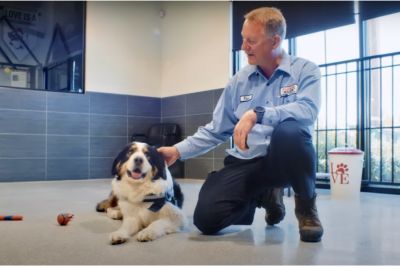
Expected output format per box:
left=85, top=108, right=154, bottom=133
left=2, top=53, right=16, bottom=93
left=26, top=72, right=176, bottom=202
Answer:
left=280, top=84, right=298, bottom=97
left=240, top=95, right=253, bottom=102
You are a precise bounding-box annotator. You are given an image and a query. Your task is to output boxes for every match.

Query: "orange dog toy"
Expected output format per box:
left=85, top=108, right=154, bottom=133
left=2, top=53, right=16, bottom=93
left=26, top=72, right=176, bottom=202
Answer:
left=57, top=213, right=74, bottom=226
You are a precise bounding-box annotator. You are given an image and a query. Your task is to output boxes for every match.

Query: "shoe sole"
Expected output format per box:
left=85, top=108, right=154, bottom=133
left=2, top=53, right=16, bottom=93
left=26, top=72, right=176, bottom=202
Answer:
left=299, top=230, right=323, bottom=242
left=265, top=212, right=285, bottom=226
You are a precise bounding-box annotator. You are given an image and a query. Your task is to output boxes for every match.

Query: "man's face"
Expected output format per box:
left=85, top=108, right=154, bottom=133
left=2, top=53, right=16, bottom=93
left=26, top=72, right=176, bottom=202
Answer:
left=241, top=20, right=275, bottom=66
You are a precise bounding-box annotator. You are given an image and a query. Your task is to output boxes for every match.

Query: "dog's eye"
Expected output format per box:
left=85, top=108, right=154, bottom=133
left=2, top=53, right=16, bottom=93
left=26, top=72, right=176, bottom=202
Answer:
left=145, top=154, right=152, bottom=162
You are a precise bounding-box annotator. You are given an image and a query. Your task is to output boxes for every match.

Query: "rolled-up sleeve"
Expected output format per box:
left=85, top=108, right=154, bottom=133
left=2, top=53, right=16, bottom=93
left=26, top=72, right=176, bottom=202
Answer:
left=174, top=83, right=237, bottom=160
left=262, top=63, right=321, bottom=127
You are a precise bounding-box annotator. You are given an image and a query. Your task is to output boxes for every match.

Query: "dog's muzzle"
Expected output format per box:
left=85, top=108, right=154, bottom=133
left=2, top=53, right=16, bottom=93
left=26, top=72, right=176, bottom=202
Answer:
left=127, top=168, right=146, bottom=179
left=126, top=156, right=147, bottom=179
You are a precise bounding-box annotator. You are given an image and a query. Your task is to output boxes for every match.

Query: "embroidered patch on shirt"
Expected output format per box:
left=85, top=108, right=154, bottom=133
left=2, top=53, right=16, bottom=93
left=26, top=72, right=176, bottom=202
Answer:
left=280, top=84, right=298, bottom=97
left=240, top=95, right=253, bottom=102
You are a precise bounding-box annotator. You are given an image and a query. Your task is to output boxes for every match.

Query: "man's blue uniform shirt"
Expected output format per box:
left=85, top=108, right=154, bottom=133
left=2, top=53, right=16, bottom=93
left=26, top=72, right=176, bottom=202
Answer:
left=175, top=52, right=321, bottom=160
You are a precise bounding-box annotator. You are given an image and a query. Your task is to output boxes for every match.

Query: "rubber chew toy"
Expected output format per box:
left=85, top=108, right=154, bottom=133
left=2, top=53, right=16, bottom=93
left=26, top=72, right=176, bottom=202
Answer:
left=0, top=215, right=23, bottom=221
left=57, top=213, right=74, bottom=226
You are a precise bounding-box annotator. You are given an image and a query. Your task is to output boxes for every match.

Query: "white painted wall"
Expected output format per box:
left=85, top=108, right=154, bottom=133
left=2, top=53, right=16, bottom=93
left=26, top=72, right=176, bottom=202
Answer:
left=85, top=1, right=231, bottom=97
left=85, top=1, right=162, bottom=97
left=160, top=1, right=230, bottom=97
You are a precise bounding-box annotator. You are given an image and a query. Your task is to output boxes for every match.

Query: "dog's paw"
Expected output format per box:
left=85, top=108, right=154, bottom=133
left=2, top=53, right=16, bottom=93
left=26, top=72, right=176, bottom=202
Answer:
left=136, top=229, right=159, bottom=242
left=106, top=207, right=123, bottom=220
left=110, top=231, right=128, bottom=245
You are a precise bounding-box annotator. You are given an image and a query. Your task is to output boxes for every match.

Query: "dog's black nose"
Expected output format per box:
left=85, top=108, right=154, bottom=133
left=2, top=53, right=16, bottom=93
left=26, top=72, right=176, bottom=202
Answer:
left=134, top=157, right=143, bottom=165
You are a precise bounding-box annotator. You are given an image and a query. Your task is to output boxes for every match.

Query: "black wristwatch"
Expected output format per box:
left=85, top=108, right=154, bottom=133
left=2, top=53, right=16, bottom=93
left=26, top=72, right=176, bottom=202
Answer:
left=253, top=106, right=265, bottom=124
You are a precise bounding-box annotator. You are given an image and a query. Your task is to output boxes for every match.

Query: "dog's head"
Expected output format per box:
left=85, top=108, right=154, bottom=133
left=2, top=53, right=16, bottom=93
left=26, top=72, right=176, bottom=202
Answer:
left=111, top=142, right=166, bottom=183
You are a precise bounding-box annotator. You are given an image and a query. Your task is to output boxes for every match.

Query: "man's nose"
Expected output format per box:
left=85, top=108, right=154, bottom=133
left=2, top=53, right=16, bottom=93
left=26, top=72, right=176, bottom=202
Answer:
left=241, top=41, right=250, bottom=51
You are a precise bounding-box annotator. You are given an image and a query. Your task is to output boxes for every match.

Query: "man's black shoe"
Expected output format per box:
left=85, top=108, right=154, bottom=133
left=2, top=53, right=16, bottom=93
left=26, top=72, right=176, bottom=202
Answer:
left=259, top=187, right=286, bottom=225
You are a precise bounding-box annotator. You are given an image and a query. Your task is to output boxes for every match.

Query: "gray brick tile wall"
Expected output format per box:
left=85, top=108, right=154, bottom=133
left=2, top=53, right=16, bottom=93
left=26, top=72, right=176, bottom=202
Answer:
left=0, top=87, right=227, bottom=181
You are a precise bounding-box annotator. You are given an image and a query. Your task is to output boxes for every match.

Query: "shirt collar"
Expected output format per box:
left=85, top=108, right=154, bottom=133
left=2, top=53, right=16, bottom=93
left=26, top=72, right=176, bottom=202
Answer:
left=248, top=50, right=292, bottom=79
left=276, top=51, right=291, bottom=75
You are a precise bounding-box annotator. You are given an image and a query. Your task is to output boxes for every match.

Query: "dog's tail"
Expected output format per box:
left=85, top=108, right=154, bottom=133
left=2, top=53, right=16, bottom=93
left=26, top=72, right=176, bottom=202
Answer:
left=173, top=181, right=184, bottom=208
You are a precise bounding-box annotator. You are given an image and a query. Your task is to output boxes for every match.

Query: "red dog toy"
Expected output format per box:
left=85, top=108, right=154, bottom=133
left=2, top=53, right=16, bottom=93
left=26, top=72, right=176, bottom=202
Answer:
left=57, top=213, right=74, bottom=226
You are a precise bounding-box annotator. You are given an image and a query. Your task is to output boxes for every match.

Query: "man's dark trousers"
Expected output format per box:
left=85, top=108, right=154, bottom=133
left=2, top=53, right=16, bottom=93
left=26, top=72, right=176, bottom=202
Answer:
left=193, top=119, right=317, bottom=234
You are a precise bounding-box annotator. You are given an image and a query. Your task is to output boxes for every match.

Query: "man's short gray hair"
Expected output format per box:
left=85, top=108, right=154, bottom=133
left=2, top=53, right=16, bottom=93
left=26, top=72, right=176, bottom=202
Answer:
left=244, top=7, right=287, bottom=40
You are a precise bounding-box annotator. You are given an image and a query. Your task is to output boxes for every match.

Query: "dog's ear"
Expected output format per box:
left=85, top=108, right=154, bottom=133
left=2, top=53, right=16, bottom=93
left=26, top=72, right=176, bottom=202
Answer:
left=111, top=143, right=133, bottom=179
left=147, top=146, right=167, bottom=180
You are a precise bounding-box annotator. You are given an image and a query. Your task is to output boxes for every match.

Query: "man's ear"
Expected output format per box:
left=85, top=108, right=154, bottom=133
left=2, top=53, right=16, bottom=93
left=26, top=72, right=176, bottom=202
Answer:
left=272, top=35, right=281, bottom=49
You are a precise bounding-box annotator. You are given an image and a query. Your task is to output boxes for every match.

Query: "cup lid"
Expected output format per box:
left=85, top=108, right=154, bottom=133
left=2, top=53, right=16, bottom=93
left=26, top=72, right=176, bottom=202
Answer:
left=328, top=147, right=364, bottom=155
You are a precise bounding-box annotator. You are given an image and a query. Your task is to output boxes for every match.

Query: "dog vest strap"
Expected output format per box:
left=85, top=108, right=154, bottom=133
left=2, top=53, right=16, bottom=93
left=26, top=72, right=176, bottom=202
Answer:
left=143, top=192, right=178, bottom=212
left=143, top=193, right=166, bottom=212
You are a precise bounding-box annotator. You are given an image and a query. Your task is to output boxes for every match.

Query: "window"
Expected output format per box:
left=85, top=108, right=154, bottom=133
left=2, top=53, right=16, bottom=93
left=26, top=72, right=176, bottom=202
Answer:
left=296, top=31, right=325, bottom=65
left=365, top=12, right=400, bottom=56
left=362, top=12, right=400, bottom=185
left=326, top=23, right=359, bottom=63
left=0, top=2, right=85, bottom=93
left=296, top=23, right=359, bottom=65
left=295, top=22, right=360, bottom=175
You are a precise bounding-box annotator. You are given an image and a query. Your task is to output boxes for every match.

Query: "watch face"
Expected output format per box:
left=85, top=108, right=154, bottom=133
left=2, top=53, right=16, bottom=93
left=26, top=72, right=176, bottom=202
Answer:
left=255, top=106, right=265, bottom=113
left=254, top=106, right=265, bottom=123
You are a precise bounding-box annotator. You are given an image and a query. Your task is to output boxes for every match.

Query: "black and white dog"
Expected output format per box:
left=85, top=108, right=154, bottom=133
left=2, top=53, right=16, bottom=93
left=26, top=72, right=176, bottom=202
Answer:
left=96, top=142, right=187, bottom=244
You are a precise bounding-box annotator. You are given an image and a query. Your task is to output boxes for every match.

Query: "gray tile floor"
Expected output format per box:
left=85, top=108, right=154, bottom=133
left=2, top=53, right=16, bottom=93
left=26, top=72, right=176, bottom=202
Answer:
left=0, top=178, right=399, bottom=265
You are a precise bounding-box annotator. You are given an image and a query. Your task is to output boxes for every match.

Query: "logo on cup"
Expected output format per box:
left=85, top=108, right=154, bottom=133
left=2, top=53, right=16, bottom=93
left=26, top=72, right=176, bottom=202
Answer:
left=330, top=162, right=350, bottom=184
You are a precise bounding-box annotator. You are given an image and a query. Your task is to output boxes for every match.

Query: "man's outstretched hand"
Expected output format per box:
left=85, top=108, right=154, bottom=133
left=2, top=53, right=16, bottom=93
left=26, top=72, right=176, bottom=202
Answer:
left=157, top=146, right=180, bottom=166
